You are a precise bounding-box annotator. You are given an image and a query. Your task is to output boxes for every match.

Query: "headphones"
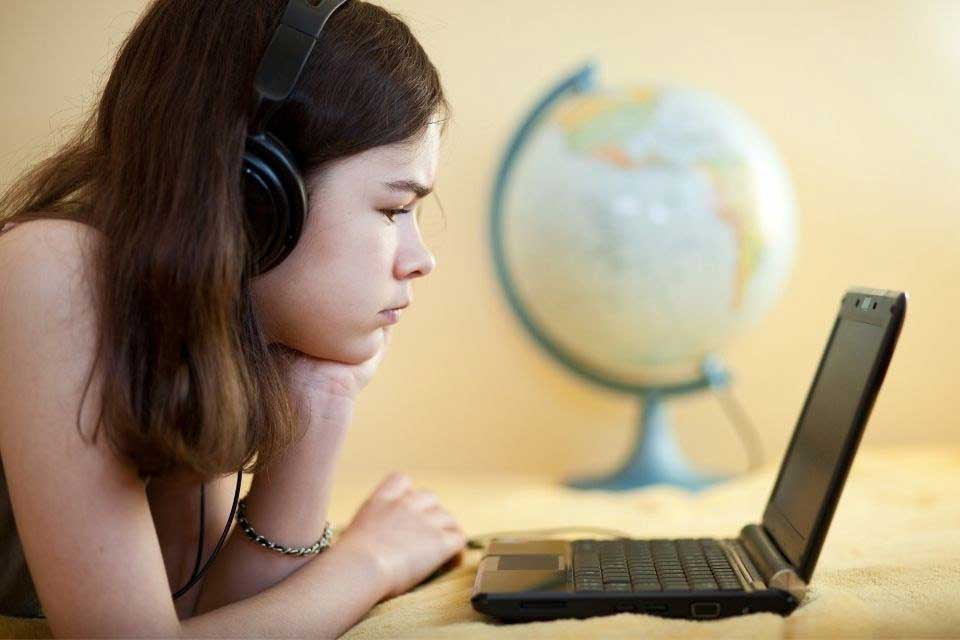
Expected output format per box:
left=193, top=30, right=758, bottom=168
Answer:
left=242, top=0, right=352, bottom=276
left=172, top=0, right=351, bottom=601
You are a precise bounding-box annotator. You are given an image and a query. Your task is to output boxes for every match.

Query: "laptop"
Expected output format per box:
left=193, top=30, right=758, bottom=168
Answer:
left=471, top=287, right=907, bottom=621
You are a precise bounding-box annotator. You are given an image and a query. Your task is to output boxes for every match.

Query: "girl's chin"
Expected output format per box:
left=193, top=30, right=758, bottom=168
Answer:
left=332, top=331, right=385, bottom=364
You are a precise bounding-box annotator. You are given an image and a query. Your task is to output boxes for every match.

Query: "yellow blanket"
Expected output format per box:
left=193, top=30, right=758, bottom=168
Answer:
left=4, top=446, right=958, bottom=638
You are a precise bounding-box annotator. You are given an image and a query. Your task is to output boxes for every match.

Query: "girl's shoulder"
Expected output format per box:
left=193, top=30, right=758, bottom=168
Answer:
left=0, top=217, right=103, bottom=289
left=0, top=218, right=103, bottom=360
left=0, top=216, right=102, bottom=250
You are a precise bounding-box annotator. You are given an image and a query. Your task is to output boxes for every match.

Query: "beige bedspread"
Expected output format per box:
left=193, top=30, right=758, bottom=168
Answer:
left=3, top=446, right=958, bottom=638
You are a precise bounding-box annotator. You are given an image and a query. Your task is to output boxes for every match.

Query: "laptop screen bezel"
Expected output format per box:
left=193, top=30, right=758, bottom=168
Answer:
left=761, top=290, right=906, bottom=582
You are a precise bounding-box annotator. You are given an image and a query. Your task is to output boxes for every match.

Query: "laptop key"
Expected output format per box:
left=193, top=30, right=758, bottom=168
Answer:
left=661, top=582, right=690, bottom=591
left=691, top=581, right=719, bottom=590
left=603, top=575, right=630, bottom=584
left=632, top=572, right=658, bottom=581
left=688, top=573, right=715, bottom=582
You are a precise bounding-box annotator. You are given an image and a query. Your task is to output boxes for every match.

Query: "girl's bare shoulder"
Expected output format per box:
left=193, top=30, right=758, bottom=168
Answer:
left=0, top=217, right=103, bottom=274
left=0, top=218, right=104, bottom=409
left=0, top=218, right=103, bottom=321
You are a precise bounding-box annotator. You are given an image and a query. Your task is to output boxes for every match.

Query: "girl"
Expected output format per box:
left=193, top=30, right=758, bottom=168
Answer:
left=0, top=0, right=466, bottom=637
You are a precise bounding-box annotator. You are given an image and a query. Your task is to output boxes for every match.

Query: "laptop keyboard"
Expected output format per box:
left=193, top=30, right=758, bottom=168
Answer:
left=572, top=538, right=745, bottom=593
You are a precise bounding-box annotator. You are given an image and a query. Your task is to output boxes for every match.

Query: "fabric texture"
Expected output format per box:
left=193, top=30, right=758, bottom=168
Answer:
left=1, top=446, right=957, bottom=638
left=0, top=458, right=43, bottom=619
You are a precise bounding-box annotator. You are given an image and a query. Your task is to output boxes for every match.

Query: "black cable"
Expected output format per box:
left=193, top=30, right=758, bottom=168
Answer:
left=189, top=483, right=206, bottom=583
left=172, top=469, right=243, bottom=600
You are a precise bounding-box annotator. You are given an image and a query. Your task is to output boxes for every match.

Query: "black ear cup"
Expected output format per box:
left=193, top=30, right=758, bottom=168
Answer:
left=241, top=132, right=308, bottom=275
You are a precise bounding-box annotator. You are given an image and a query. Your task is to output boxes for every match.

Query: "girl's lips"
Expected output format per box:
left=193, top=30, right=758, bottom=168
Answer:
left=381, top=309, right=401, bottom=324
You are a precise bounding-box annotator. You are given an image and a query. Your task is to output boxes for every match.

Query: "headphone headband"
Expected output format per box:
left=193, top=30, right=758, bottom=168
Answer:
left=251, top=0, right=351, bottom=133
left=241, top=0, right=351, bottom=276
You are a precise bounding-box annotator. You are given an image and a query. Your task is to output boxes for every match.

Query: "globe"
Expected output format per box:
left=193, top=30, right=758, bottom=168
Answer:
left=490, top=62, right=798, bottom=490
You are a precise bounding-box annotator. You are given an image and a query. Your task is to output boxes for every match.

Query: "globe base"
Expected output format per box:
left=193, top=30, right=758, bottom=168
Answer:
left=565, top=388, right=726, bottom=492
left=565, top=460, right=726, bottom=492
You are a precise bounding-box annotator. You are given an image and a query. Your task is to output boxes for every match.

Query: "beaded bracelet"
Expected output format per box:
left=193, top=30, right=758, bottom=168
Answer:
left=236, top=498, right=333, bottom=557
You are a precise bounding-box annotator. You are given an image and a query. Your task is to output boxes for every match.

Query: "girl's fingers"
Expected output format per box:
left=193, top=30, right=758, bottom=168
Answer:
left=405, top=489, right=440, bottom=510
left=442, top=529, right=468, bottom=552
left=423, top=505, right=462, bottom=532
left=374, top=472, right=413, bottom=501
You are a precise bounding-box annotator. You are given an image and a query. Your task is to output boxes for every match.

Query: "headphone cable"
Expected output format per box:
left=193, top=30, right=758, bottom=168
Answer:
left=172, top=469, right=243, bottom=600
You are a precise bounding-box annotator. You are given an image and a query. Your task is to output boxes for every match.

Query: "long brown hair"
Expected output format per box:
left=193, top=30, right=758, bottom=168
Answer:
left=0, top=0, right=449, bottom=481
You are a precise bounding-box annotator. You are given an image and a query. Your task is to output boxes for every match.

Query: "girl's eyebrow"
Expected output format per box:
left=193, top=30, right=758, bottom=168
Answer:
left=383, top=179, right=433, bottom=199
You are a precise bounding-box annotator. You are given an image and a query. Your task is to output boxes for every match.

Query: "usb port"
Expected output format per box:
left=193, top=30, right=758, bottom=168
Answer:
left=519, top=600, right=566, bottom=609
left=691, top=602, right=721, bottom=618
left=643, top=604, right=669, bottom=613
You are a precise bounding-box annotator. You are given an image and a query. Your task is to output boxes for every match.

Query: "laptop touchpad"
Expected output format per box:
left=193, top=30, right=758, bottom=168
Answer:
left=497, top=555, right=563, bottom=570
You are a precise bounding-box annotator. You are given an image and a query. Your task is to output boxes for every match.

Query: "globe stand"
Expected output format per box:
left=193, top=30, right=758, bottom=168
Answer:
left=565, top=357, right=730, bottom=492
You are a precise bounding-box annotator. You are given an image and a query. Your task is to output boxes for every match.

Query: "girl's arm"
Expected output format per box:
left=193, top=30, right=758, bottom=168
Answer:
left=192, top=391, right=354, bottom=614
left=194, top=305, right=394, bottom=613
left=181, top=536, right=390, bottom=639
left=186, top=469, right=467, bottom=639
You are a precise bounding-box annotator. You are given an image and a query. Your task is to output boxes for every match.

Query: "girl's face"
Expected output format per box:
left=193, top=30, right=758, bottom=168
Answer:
left=250, top=123, right=440, bottom=364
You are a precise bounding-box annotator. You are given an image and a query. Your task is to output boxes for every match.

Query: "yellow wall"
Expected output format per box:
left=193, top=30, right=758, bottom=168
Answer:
left=1, top=1, right=956, bottom=483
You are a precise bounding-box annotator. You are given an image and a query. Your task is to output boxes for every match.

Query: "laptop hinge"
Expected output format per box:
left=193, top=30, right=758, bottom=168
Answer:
left=739, top=524, right=807, bottom=601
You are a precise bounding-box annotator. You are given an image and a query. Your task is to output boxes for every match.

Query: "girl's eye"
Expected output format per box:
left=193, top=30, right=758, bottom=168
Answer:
left=382, top=208, right=412, bottom=223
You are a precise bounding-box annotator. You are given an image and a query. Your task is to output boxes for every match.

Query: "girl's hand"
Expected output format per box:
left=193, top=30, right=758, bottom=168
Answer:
left=270, top=329, right=391, bottom=403
left=335, top=472, right=468, bottom=601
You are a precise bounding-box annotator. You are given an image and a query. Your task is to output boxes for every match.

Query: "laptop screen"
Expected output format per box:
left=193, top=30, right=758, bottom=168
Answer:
left=763, top=310, right=891, bottom=577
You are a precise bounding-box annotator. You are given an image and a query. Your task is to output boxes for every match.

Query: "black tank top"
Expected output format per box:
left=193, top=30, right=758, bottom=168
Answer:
left=0, top=457, right=43, bottom=618
left=0, top=221, right=44, bottom=618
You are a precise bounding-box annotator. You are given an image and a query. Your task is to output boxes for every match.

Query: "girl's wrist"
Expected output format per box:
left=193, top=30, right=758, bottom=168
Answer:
left=244, top=392, right=353, bottom=541
left=287, top=386, right=356, bottom=435
left=332, top=531, right=394, bottom=602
